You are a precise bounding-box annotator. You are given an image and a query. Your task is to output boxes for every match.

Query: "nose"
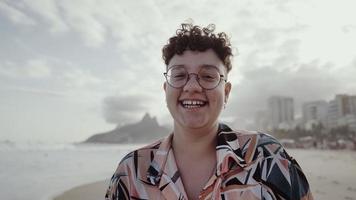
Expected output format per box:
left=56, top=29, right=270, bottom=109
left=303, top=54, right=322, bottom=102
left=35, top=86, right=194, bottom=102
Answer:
left=183, top=73, right=203, bottom=92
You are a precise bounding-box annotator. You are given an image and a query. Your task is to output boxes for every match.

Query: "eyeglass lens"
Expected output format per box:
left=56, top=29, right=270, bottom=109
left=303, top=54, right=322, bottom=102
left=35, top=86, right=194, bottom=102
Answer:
left=166, top=66, right=223, bottom=89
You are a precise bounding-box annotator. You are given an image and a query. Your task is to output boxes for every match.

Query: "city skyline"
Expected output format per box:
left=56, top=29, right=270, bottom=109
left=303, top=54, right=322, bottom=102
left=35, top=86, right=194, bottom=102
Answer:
left=253, top=93, right=356, bottom=131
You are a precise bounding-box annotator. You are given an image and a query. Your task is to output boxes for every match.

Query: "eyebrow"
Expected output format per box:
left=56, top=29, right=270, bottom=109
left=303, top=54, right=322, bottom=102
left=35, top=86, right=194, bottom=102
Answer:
left=167, top=64, right=219, bottom=70
left=167, top=64, right=185, bottom=70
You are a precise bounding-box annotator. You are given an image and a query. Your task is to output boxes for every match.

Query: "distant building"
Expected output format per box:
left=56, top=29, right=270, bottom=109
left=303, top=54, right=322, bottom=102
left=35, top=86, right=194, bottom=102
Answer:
left=268, top=96, right=294, bottom=129
left=254, top=94, right=356, bottom=132
left=254, top=110, right=269, bottom=131
left=302, top=100, right=328, bottom=130
left=326, top=99, right=339, bottom=129
left=336, top=94, right=356, bottom=116
left=327, top=94, right=356, bottom=130
left=337, top=114, right=356, bottom=131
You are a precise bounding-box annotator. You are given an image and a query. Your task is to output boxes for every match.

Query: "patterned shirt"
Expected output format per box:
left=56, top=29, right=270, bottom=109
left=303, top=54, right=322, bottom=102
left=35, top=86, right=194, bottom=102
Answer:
left=105, top=124, right=313, bottom=200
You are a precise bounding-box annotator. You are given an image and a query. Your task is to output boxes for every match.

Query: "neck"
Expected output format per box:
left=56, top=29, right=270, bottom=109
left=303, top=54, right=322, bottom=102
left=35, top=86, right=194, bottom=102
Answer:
left=172, top=122, right=218, bottom=158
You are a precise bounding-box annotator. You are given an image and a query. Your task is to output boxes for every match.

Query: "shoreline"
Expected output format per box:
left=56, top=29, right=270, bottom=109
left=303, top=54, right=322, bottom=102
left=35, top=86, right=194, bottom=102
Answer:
left=52, top=149, right=356, bottom=200
left=53, top=177, right=356, bottom=200
left=52, top=180, right=109, bottom=200
left=53, top=178, right=356, bottom=200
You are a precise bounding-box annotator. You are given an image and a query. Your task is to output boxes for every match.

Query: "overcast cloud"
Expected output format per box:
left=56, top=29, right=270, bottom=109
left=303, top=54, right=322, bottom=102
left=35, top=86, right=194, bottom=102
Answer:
left=102, top=95, right=150, bottom=125
left=0, top=0, right=355, bottom=142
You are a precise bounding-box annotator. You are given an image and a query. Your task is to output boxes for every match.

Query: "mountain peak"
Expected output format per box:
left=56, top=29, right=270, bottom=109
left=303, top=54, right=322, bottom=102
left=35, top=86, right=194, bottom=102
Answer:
left=141, top=113, right=158, bottom=126
left=141, top=112, right=151, bottom=121
left=84, top=112, right=169, bottom=143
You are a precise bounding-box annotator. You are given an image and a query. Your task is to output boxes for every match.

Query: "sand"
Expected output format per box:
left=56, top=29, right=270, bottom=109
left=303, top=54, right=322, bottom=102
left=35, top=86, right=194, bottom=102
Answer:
left=53, top=175, right=356, bottom=200
left=53, top=150, right=356, bottom=200
left=53, top=180, right=109, bottom=200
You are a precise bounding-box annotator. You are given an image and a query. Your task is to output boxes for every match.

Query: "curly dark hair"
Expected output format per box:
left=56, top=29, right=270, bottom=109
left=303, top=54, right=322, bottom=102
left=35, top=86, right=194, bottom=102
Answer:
left=162, top=23, right=233, bottom=72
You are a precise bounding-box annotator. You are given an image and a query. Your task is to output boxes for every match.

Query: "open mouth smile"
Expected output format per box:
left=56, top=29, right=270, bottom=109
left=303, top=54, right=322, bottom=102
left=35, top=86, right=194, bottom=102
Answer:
left=179, top=100, right=208, bottom=109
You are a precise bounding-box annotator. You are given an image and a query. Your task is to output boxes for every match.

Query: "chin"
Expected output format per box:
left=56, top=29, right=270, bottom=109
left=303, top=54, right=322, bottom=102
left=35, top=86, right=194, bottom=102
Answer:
left=179, top=117, right=212, bottom=129
left=183, top=123, right=206, bottom=129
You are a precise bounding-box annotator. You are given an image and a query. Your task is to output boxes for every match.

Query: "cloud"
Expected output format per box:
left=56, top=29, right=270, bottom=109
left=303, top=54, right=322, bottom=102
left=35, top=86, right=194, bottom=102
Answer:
left=0, top=59, right=51, bottom=79
left=23, top=0, right=69, bottom=33
left=0, top=59, right=110, bottom=104
left=26, top=59, right=51, bottom=78
left=342, top=24, right=356, bottom=33
left=223, top=13, right=356, bottom=127
left=225, top=59, right=356, bottom=126
left=102, top=95, right=149, bottom=124
left=14, top=0, right=165, bottom=48
left=5, top=86, right=66, bottom=97
left=1, top=0, right=356, bottom=141
left=0, top=1, right=36, bottom=25
left=222, top=11, right=356, bottom=126
left=60, top=67, right=102, bottom=88
left=56, top=0, right=108, bottom=47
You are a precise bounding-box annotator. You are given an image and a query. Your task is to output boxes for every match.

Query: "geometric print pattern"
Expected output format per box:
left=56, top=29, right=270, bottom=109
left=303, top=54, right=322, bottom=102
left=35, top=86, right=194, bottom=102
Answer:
left=105, top=123, right=313, bottom=200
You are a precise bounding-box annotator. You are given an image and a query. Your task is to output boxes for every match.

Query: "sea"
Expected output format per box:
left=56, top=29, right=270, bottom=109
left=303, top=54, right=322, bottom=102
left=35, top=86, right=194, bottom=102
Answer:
left=0, top=142, right=141, bottom=200
left=1, top=142, right=356, bottom=200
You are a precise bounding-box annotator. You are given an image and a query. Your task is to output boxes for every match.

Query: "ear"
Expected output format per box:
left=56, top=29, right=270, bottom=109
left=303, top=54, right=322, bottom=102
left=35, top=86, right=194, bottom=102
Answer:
left=163, top=81, right=167, bottom=92
left=224, top=82, right=232, bottom=103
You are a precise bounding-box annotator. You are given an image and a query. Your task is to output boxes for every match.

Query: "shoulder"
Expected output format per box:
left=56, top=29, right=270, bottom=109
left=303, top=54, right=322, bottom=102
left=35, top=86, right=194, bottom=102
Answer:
left=236, top=130, right=287, bottom=160
left=116, top=137, right=165, bottom=172
left=218, top=123, right=280, bottom=145
left=218, top=124, right=283, bottom=153
left=217, top=124, right=287, bottom=163
left=228, top=130, right=313, bottom=199
left=105, top=138, right=167, bottom=200
left=235, top=130, right=281, bottom=147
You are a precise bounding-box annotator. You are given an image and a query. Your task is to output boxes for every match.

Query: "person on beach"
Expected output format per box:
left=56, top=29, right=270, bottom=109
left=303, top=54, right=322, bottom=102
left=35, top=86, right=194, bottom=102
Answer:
left=105, top=22, right=313, bottom=200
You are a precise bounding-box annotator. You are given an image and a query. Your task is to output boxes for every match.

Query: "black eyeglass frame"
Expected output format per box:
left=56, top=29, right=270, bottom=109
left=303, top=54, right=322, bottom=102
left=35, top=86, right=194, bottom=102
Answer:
left=163, top=66, right=227, bottom=90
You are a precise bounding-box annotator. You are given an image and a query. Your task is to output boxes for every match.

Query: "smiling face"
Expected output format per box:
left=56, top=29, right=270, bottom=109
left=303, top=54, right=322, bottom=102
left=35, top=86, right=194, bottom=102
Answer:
left=164, top=49, right=231, bottom=131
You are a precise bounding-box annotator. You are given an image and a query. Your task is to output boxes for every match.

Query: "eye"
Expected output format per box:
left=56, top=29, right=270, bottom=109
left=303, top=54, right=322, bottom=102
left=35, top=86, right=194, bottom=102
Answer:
left=199, top=66, right=221, bottom=82
left=173, top=73, right=186, bottom=77
left=202, top=74, right=214, bottom=79
left=172, top=73, right=187, bottom=80
left=200, top=73, right=217, bottom=81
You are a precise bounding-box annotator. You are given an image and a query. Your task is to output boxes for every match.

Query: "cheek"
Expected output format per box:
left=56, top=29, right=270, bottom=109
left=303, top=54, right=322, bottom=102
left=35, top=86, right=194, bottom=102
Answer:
left=165, top=91, right=172, bottom=104
left=165, top=88, right=179, bottom=104
left=208, top=91, right=225, bottom=106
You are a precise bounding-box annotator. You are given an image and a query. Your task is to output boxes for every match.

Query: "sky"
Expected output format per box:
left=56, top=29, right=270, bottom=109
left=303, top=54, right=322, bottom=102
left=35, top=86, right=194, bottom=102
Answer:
left=0, top=0, right=355, bottom=143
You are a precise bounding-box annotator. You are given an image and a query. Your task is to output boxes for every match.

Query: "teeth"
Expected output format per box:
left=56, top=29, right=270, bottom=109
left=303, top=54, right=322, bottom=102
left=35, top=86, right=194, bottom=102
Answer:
left=182, top=100, right=205, bottom=105
left=181, top=100, right=206, bottom=108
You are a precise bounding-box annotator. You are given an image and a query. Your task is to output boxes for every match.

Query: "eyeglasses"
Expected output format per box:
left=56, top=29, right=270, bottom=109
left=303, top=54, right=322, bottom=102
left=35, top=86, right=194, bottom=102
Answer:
left=163, top=65, right=226, bottom=90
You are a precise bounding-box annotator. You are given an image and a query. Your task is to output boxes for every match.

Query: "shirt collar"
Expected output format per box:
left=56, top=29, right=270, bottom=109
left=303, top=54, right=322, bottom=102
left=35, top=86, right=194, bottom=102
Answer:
left=146, top=123, right=248, bottom=185
left=215, top=123, right=247, bottom=176
left=146, top=133, right=173, bottom=185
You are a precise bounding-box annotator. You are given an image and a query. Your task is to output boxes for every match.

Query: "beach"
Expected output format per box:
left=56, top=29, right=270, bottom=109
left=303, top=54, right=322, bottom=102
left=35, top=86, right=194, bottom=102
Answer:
left=53, top=180, right=109, bottom=200
left=1, top=143, right=355, bottom=200
left=52, top=149, right=356, bottom=200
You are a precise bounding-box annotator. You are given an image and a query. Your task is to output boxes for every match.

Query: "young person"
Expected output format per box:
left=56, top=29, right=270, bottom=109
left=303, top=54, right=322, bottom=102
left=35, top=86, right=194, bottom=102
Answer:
left=105, top=22, right=313, bottom=200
